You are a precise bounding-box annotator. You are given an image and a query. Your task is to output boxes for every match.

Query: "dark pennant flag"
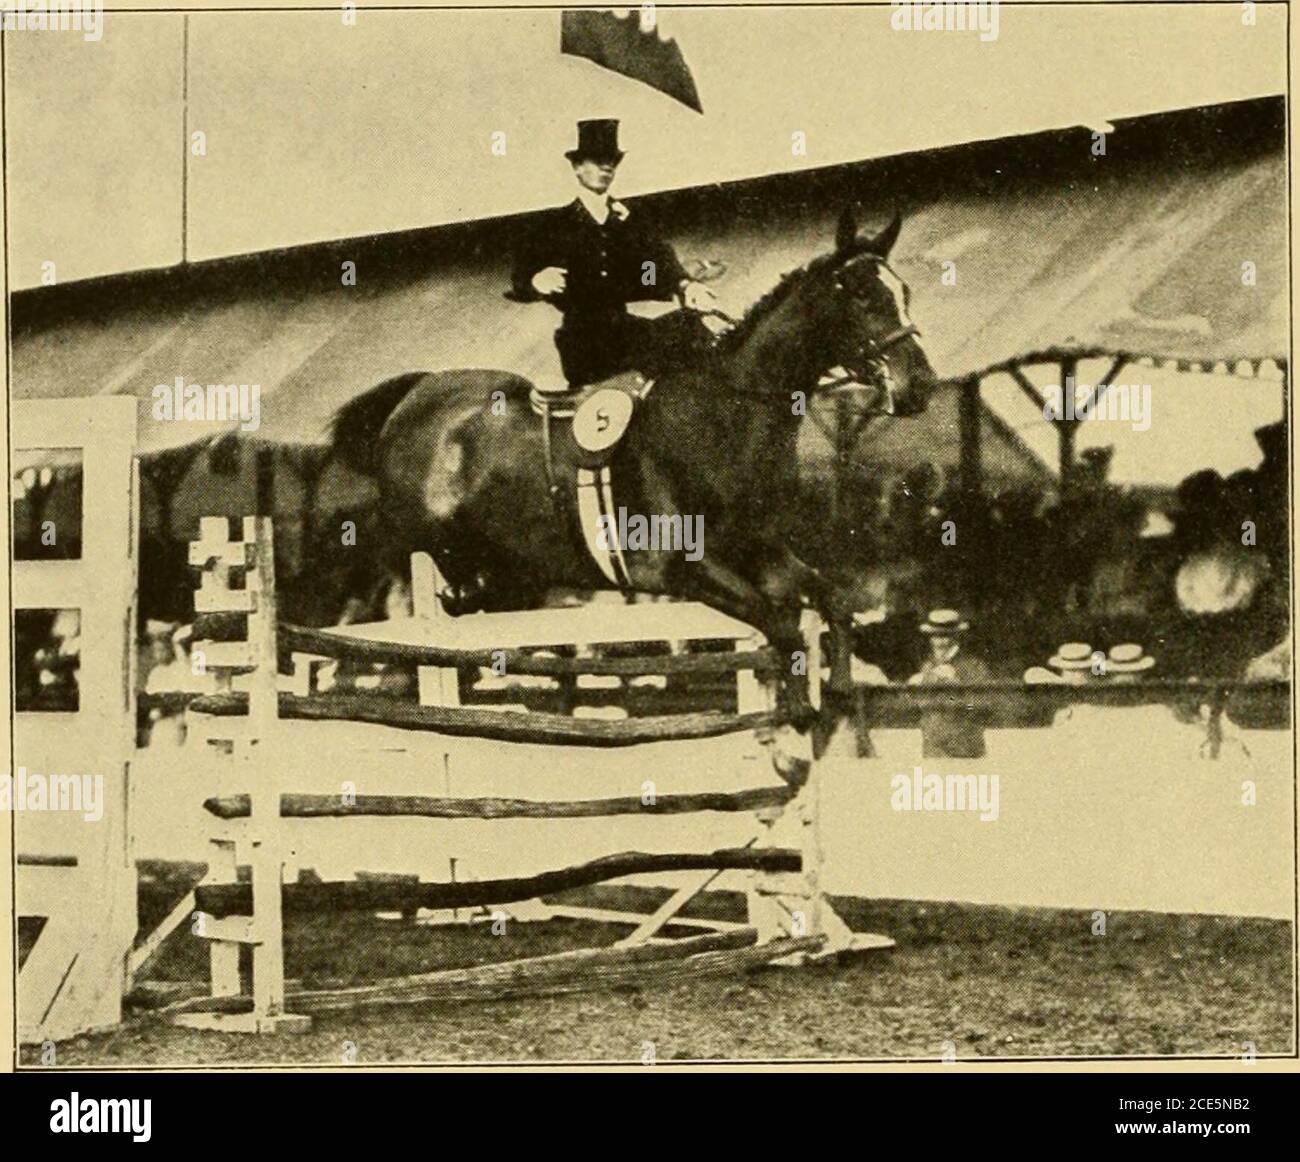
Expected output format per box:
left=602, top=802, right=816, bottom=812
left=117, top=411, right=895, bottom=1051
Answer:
left=561, top=9, right=703, bottom=114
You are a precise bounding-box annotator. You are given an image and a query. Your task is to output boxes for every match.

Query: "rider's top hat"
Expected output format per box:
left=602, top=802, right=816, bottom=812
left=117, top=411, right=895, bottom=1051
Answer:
left=566, top=119, right=625, bottom=164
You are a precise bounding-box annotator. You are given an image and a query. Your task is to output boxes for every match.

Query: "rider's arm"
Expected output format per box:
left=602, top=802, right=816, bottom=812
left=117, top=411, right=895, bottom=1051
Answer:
left=510, top=217, right=560, bottom=302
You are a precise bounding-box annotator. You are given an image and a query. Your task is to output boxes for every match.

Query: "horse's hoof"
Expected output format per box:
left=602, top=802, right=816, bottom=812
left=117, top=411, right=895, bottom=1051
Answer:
left=438, top=586, right=481, bottom=616
left=769, top=723, right=813, bottom=787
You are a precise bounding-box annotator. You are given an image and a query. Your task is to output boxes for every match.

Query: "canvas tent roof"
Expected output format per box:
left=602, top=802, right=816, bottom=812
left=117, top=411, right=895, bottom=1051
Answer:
left=11, top=98, right=1285, bottom=471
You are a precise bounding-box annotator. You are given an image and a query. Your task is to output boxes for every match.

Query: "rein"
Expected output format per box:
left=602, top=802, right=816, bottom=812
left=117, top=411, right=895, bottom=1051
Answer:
left=692, top=249, right=920, bottom=407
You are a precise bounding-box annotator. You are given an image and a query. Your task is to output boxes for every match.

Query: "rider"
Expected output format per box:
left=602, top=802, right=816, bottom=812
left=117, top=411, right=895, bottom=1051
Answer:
left=510, top=119, right=717, bottom=390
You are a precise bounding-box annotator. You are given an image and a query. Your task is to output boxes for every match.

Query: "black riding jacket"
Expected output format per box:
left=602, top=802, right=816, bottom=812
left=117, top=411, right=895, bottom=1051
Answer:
left=510, top=198, right=689, bottom=322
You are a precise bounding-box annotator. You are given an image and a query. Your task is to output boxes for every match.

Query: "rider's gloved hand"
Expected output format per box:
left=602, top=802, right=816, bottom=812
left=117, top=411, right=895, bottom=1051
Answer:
left=680, top=280, right=718, bottom=312
left=531, top=267, right=567, bottom=298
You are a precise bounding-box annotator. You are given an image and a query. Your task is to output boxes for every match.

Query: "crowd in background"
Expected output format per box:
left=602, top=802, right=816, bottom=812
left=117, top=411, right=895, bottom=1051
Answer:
left=817, top=421, right=1288, bottom=684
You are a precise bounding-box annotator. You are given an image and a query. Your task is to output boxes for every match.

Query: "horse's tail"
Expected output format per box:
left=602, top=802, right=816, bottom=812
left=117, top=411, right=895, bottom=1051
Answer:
left=328, top=371, right=428, bottom=476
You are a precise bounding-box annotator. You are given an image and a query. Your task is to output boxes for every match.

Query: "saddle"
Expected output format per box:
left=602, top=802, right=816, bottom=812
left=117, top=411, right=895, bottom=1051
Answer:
left=526, top=308, right=719, bottom=587
left=531, top=372, right=646, bottom=458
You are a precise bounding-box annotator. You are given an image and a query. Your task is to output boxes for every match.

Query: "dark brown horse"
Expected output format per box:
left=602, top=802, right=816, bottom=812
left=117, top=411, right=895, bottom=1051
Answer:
left=329, top=209, right=936, bottom=724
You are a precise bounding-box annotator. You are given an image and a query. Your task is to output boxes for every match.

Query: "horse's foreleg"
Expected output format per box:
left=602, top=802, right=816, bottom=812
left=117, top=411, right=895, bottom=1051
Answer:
left=673, top=553, right=818, bottom=733
left=763, top=545, right=863, bottom=698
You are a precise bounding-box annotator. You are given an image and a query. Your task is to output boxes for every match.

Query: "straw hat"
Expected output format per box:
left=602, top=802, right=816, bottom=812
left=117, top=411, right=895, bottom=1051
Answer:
left=1047, top=642, right=1096, bottom=672
left=919, top=609, right=969, bottom=635
left=1104, top=642, right=1155, bottom=673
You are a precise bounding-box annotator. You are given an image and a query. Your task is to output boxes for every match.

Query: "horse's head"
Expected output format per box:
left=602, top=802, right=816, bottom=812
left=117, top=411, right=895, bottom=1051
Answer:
left=812, top=207, right=937, bottom=417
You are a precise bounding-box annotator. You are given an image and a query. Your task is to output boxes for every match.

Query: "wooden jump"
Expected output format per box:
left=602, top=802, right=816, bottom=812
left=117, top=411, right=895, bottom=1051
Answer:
left=175, top=515, right=891, bottom=1035
left=188, top=689, right=775, bottom=747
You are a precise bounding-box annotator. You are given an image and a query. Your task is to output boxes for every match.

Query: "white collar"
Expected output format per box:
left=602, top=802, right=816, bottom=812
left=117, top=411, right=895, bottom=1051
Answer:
left=575, top=188, right=628, bottom=225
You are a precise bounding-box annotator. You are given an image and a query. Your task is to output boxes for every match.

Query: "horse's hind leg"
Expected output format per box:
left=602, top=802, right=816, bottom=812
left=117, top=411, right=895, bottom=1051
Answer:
left=427, top=517, right=550, bottom=615
left=422, top=519, right=493, bottom=614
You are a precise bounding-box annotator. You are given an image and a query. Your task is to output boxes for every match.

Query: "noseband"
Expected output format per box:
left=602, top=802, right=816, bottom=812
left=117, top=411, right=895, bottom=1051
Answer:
left=863, top=321, right=922, bottom=357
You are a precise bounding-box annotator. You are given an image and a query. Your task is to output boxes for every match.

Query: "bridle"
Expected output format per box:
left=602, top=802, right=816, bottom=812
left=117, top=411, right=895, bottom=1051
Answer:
left=699, top=252, right=922, bottom=411
left=821, top=256, right=921, bottom=403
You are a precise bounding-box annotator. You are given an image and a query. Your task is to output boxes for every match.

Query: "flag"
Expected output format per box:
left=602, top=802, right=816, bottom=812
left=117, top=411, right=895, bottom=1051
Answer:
left=561, top=9, right=703, bottom=114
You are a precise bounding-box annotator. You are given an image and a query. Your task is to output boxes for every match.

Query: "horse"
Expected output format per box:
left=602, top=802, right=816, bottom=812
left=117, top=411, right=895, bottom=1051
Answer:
left=328, top=208, right=937, bottom=727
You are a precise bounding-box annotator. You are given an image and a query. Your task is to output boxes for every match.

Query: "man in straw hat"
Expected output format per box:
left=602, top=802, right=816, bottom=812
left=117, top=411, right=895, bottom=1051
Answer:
left=907, top=609, right=991, bottom=758
left=510, top=119, right=717, bottom=390
left=1024, top=641, right=1105, bottom=727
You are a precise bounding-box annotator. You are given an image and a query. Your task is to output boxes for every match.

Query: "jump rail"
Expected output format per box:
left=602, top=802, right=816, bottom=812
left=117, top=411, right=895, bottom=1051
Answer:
left=278, top=622, right=781, bottom=677
left=187, top=689, right=775, bottom=747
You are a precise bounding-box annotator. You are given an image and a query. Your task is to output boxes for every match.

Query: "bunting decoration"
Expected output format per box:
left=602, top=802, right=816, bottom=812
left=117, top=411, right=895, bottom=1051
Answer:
left=561, top=9, right=703, bottom=113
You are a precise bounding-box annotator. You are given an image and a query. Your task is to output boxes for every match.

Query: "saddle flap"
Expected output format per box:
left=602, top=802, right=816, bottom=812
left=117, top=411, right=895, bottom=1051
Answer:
left=573, top=387, right=635, bottom=454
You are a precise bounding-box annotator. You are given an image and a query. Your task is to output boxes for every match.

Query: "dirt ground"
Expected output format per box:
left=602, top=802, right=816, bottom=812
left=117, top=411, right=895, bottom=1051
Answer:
left=19, top=880, right=1294, bottom=1068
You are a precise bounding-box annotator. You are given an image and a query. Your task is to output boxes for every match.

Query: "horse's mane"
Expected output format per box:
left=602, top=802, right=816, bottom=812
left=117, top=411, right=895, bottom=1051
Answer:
left=712, top=249, right=846, bottom=356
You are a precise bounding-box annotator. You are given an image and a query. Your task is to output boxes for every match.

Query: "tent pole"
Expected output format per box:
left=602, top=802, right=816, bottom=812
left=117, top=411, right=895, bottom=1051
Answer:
left=959, top=374, right=982, bottom=502
left=1057, top=356, right=1078, bottom=495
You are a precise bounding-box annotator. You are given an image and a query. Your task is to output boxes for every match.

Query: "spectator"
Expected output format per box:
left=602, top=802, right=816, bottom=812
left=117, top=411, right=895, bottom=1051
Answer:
left=907, top=609, right=991, bottom=758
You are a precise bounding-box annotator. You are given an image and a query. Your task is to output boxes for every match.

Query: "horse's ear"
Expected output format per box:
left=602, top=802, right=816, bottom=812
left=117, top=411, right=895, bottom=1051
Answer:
left=868, top=210, right=903, bottom=258
left=835, top=205, right=858, bottom=254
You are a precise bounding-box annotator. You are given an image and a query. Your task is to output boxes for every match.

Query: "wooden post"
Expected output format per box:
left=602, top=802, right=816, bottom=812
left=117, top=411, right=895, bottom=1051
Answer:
left=408, top=550, right=470, bottom=924
left=826, top=396, right=856, bottom=693
left=410, top=551, right=458, bottom=708
left=958, top=374, right=983, bottom=502
left=175, top=516, right=310, bottom=1034
left=749, top=611, right=894, bottom=960
left=1058, top=356, right=1079, bottom=497
left=244, top=518, right=298, bottom=1028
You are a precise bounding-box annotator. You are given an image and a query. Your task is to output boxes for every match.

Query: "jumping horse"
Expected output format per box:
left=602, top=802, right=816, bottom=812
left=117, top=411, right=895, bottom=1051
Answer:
left=329, top=208, right=937, bottom=727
